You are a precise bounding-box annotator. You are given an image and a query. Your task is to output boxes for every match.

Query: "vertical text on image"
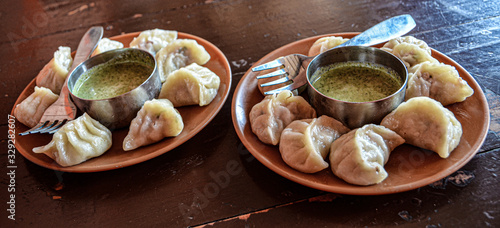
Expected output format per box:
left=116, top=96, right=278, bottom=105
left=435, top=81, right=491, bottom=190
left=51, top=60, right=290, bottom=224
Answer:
left=7, top=114, right=17, bottom=221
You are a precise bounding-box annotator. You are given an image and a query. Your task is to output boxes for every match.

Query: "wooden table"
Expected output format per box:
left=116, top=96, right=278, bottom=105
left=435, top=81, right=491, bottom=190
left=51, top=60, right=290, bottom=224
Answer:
left=1, top=0, right=499, bottom=227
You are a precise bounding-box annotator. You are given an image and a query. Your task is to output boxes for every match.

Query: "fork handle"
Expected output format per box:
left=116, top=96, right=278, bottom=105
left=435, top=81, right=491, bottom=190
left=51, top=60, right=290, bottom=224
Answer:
left=70, top=26, right=104, bottom=73
left=43, top=26, right=103, bottom=120
left=64, top=26, right=103, bottom=110
left=338, top=14, right=416, bottom=47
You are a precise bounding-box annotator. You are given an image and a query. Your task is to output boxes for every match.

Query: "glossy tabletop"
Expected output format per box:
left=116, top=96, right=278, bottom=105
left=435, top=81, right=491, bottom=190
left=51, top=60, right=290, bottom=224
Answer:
left=1, top=0, right=499, bottom=227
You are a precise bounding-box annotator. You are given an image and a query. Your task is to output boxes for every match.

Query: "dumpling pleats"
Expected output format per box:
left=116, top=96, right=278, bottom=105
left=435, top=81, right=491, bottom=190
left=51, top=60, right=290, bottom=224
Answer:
left=123, top=99, right=184, bottom=151
left=155, top=39, right=211, bottom=82
left=381, top=36, right=432, bottom=55
left=32, top=113, right=112, bottom=167
left=249, top=90, right=317, bottom=145
left=158, top=63, right=220, bottom=107
left=381, top=97, right=462, bottom=158
left=14, top=86, right=59, bottom=128
left=329, top=124, right=405, bottom=185
left=129, top=29, right=177, bottom=55
left=308, top=36, right=349, bottom=56
left=385, top=42, right=438, bottom=68
left=406, top=62, right=473, bottom=105
left=280, top=115, right=350, bottom=173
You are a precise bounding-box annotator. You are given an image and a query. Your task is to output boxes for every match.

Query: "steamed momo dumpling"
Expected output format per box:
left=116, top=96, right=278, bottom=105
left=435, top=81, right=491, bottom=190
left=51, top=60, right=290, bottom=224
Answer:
left=308, top=36, right=349, bottom=56
left=123, top=99, right=184, bottom=151
left=249, top=90, right=317, bottom=145
left=155, top=39, right=211, bottom=82
left=129, top=29, right=177, bottom=55
left=406, top=62, right=473, bottom=105
left=381, top=36, right=432, bottom=55
left=381, top=97, right=462, bottom=158
left=92, top=38, right=124, bottom=56
left=329, top=124, right=405, bottom=186
left=158, top=63, right=220, bottom=107
left=32, top=113, right=112, bottom=167
left=386, top=42, right=438, bottom=68
left=14, top=86, right=59, bottom=128
left=36, top=46, right=73, bottom=94
left=279, top=115, right=350, bottom=173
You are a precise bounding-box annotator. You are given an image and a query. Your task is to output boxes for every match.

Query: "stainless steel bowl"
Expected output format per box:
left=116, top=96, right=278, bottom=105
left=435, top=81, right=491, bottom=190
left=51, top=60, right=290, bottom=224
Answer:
left=68, top=48, right=160, bottom=129
left=306, top=46, right=408, bottom=129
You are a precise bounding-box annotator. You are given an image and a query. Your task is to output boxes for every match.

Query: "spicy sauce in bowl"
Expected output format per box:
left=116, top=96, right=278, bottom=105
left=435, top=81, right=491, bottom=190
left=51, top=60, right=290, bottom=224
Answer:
left=311, top=62, right=403, bottom=102
left=68, top=48, right=160, bottom=129
left=72, top=60, right=153, bottom=100
left=306, top=46, right=408, bottom=129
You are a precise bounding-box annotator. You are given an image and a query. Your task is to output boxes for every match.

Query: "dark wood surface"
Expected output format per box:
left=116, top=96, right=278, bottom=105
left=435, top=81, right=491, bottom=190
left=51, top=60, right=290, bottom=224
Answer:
left=1, top=0, right=499, bottom=227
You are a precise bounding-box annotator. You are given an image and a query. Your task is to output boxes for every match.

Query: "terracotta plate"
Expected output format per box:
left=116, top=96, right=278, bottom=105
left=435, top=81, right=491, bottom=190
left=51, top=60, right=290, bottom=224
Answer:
left=231, top=33, right=490, bottom=195
left=13, top=31, right=232, bottom=172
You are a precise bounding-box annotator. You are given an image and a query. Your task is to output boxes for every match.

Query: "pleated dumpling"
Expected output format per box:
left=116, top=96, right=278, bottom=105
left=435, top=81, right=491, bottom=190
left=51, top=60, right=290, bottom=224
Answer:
left=123, top=99, right=184, bottom=151
left=92, top=38, right=124, bottom=56
left=36, top=46, right=73, bottom=94
left=381, top=36, right=432, bottom=55
left=249, top=90, right=317, bottom=145
left=386, top=42, right=438, bottom=68
left=329, top=124, right=405, bottom=186
left=14, top=86, right=59, bottom=128
left=158, top=63, right=220, bottom=107
left=381, top=97, right=462, bottom=158
left=279, top=115, right=350, bottom=173
left=32, top=113, right=112, bottom=167
left=406, top=62, right=473, bottom=105
left=129, top=28, right=177, bottom=55
left=155, top=39, right=211, bottom=82
left=308, top=36, right=349, bottom=56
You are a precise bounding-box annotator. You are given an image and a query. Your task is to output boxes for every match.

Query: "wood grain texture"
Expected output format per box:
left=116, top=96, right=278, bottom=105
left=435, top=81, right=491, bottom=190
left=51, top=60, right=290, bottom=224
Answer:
left=1, top=0, right=499, bottom=227
left=197, top=149, right=500, bottom=227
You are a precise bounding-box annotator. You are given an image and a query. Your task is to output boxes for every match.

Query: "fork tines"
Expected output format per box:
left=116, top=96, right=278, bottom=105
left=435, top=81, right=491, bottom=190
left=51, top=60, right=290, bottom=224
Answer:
left=253, top=58, right=290, bottom=88
left=252, top=57, right=285, bottom=72
left=256, top=68, right=287, bottom=79
left=19, top=119, right=68, bottom=136
left=260, top=76, right=290, bottom=87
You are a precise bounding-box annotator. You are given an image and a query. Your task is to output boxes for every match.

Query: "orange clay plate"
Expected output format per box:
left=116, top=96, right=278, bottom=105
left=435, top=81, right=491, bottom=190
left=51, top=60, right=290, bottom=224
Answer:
left=231, top=33, right=490, bottom=195
left=13, top=31, right=232, bottom=172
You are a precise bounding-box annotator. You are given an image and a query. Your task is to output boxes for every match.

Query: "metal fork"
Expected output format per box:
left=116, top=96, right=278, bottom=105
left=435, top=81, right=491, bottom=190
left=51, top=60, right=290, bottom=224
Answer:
left=253, top=14, right=416, bottom=95
left=19, top=26, right=103, bottom=135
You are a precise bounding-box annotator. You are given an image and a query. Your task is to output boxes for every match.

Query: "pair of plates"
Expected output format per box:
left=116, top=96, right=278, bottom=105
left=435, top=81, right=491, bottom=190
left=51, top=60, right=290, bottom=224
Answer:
left=14, top=32, right=489, bottom=195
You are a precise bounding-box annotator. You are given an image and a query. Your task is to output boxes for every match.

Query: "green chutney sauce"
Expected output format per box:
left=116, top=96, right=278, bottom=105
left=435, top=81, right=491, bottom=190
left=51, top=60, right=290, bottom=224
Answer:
left=311, top=62, right=402, bottom=102
left=73, top=61, right=153, bottom=100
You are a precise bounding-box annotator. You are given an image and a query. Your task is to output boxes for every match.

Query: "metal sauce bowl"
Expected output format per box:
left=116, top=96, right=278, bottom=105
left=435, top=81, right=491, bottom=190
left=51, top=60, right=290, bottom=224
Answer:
left=306, top=46, right=408, bottom=129
left=68, top=48, right=161, bottom=129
